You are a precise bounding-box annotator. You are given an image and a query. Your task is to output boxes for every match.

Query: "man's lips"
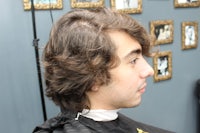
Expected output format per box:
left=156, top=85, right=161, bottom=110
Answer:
left=138, top=83, right=147, bottom=93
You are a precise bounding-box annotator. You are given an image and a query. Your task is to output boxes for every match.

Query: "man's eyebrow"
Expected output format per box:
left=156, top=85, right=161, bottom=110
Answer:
left=124, top=48, right=142, bottom=59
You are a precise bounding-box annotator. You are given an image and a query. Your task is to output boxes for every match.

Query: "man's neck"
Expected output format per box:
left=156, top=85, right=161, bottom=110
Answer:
left=80, top=109, right=120, bottom=121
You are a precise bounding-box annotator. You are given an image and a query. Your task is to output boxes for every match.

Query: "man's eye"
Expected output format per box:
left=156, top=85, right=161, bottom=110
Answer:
left=130, top=58, right=138, bottom=64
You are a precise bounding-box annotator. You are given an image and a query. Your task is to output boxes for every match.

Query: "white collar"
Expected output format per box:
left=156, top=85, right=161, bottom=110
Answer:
left=78, top=109, right=120, bottom=122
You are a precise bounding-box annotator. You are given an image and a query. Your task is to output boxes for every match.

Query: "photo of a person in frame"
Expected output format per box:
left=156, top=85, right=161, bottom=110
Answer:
left=155, top=24, right=170, bottom=41
left=185, top=25, right=195, bottom=46
left=115, top=0, right=138, bottom=10
left=178, top=0, right=198, bottom=3
left=157, top=56, right=169, bottom=76
left=34, top=0, right=57, bottom=4
left=76, top=0, right=99, bottom=2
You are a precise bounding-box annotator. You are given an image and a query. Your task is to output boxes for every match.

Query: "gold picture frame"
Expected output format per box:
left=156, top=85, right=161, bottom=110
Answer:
left=150, top=20, right=174, bottom=45
left=23, top=0, right=63, bottom=10
left=181, top=21, right=198, bottom=50
left=70, top=0, right=104, bottom=8
left=153, top=51, right=172, bottom=82
left=110, top=0, right=142, bottom=14
left=174, top=0, right=200, bottom=8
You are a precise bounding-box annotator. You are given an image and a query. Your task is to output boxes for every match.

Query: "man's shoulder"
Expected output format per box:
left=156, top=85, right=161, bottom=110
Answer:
left=32, top=115, right=92, bottom=133
left=118, top=113, right=175, bottom=133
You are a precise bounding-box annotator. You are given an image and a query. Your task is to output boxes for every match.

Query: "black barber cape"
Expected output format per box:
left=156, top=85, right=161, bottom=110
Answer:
left=33, top=110, right=175, bottom=133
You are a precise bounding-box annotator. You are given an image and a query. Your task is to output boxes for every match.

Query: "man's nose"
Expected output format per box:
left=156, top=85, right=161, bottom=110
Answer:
left=140, top=61, right=154, bottom=78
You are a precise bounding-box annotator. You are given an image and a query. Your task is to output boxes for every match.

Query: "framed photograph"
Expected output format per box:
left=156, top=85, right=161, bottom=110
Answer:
left=110, top=0, right=142, bottom=14
left=181, top=21, right=198, bottom=50
left=150, top=20, right=174, bottom=45
left=23, top=0, right=63, bottom=10
left=174, top=0, right=200, bottom=8
left=70, top=0, right=104, bottom=8
left=153, top=51, right=172, bottom=82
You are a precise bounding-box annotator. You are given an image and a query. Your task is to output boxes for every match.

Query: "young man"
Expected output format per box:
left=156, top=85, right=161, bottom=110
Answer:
left=33, top=8, right=174, bottom=133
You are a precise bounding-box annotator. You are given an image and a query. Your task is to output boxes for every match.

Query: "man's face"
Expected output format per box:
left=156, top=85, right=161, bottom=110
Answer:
left=93, top=31, right=154, bottom=110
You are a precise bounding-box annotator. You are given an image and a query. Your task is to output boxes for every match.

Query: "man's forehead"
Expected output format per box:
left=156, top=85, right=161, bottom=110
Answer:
left=107, top=30, right=142, bottom=59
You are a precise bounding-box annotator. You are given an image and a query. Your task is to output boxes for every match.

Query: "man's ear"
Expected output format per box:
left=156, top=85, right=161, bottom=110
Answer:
left=91, top=85, right=99, bottom=92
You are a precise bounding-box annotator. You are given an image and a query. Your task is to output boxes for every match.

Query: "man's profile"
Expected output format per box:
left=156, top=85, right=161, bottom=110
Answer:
left=33, top=7, right=174, bottom=133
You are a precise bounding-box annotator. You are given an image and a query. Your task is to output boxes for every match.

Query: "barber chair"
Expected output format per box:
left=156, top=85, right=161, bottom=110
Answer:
left=196, top=79, right=200, bottom=132
left=196, top=79, right=200, bottom=104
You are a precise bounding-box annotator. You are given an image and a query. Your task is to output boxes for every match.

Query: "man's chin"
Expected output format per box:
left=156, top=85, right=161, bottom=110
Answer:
left=124, top=101, right=142, bottom=108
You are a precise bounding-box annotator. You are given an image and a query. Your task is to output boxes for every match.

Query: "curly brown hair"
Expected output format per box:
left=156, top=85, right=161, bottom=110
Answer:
left=43, top=8, right=153, bottom=112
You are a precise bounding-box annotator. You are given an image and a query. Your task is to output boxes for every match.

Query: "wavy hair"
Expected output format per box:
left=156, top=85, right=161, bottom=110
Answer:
left=43, top=8, right=153, bottom=112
